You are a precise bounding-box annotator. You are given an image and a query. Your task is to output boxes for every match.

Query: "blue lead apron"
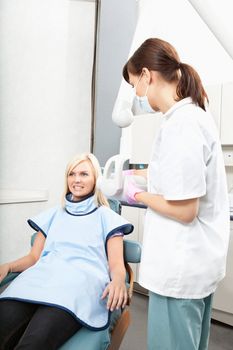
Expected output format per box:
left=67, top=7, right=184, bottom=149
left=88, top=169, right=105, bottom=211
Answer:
left=0, top=195, right=133, bottom=330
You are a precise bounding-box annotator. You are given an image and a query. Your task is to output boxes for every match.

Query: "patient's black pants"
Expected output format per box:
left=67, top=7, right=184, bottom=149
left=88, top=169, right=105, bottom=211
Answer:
left=0, top=300, right=82, bottom=350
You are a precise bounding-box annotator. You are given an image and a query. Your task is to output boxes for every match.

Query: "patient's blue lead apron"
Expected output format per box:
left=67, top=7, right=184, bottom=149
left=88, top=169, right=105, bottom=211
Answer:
left=0, top=195, right=133, bottom=330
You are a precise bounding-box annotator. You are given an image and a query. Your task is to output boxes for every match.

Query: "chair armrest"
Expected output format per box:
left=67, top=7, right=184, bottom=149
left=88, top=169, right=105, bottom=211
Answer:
left=123, top=239, right=141, bottom=263
left=0, top=272, right=20, bottom=288
left=123, top=240, right=141, bottom=306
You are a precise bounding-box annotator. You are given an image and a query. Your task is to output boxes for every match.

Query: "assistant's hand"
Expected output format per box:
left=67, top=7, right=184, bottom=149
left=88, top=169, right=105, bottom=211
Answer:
left=101, top=278, right=128, bottom=311
left=0, top=263, right=11, bottom=283
left=123, top=169, right=135, bottom=176
left=125, top=177, right=145, bottom=205
left=124, top=169, right=147, bottom=179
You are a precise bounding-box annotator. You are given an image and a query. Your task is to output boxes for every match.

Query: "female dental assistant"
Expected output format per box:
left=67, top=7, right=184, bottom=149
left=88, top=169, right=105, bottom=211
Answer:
left=122, top=38, right=230, bottom=350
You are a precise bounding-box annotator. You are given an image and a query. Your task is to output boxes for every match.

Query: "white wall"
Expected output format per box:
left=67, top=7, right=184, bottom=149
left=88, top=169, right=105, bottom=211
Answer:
left=0, top=0, right=96, bottom=263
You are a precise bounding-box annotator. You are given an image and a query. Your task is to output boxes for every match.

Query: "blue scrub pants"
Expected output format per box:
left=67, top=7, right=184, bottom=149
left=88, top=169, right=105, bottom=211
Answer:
left=147, top=292, right=213, bottom=350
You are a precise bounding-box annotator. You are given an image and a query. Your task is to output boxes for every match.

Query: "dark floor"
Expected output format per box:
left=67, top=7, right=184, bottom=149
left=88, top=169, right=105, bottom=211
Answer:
left=120, top=293, right=233, bottom=350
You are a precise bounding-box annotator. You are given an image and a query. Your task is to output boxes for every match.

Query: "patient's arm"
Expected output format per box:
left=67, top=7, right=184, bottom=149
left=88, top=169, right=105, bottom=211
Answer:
left=0, top=231, right=45, bottom=283
left=101, top=236, right=127, bottom=311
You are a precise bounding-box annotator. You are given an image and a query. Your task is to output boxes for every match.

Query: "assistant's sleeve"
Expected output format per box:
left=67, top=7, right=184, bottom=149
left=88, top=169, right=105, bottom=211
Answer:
left=158, top=120, right=207, bottom=200
left=27, top=206, right=59, bottom=237
left=100, top=207, right=134, bottom=241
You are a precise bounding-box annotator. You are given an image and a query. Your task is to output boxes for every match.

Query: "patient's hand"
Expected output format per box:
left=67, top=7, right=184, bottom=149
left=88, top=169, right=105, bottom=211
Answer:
left=101, top=278, right=128, bottom=311
left=0, top=263, right=11, bottom=283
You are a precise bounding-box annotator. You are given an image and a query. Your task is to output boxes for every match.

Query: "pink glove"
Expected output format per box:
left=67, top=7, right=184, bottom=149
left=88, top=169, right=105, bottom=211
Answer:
left=125, top=178, right=145, bottom=205
left=123, top=169, right=134, bottom=176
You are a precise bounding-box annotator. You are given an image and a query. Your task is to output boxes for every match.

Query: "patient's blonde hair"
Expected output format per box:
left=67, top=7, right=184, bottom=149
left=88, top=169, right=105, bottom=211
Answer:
left=62, top=153, right=109, bottom=207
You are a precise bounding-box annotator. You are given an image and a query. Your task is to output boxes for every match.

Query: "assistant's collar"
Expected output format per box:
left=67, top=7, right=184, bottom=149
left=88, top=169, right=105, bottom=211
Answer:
left=163, top=97, right=193, bottom=119
left=65, top=193, right=97, bottom=216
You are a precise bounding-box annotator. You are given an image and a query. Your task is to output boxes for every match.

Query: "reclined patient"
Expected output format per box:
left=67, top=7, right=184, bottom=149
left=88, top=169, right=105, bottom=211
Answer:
left=0, top=152, right=133, bottom=350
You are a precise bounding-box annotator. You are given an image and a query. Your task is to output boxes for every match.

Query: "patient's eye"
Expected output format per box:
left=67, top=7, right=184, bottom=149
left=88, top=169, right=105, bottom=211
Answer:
left=68, top=171, right=89, bottom=177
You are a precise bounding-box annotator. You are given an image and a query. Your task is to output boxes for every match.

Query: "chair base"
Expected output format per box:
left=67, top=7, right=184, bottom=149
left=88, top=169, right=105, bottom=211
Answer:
left=108, top=308, right=131, bottom=350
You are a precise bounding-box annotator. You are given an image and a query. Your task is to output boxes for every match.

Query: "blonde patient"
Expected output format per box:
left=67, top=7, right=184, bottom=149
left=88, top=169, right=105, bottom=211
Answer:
left=0, top=153, right=133, bottom=350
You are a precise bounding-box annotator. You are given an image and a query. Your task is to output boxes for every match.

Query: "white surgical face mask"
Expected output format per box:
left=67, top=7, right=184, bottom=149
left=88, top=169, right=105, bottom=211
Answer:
left=135, top=95, right=155, bottom=114
left=134, top=74, right=155, bottom=114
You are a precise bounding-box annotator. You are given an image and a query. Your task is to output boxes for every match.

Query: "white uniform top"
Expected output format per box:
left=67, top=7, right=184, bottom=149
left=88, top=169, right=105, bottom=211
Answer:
left=0, top=195, right=133, bottom=330
left=139, top=97, right=230, bottom=299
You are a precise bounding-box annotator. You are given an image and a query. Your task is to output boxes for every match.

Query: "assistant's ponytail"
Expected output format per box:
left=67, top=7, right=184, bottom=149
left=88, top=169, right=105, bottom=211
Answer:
left=177, top=63, right=208, bottom=111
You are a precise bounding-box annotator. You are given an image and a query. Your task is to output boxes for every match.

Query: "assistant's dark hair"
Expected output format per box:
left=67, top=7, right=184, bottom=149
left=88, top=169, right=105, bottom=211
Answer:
left=123, top=38, right=208, bottom=111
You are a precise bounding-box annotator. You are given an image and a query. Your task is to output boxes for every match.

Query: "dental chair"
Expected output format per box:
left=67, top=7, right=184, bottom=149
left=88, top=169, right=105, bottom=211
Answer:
left=0, top=199, right=141, bottom=350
